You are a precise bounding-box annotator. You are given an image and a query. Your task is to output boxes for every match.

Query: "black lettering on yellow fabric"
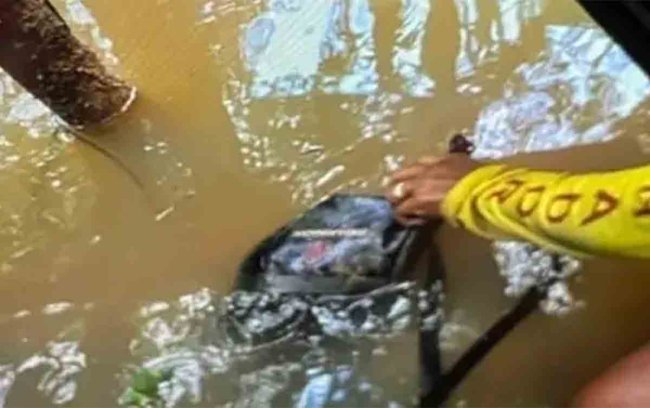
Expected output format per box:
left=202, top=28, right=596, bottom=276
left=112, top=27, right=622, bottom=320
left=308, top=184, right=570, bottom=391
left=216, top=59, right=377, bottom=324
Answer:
left=581, top=190, right=619, bottom=226
left=516, top=186, right=545, bottom=217
left=634, top=186, right=650, bottom=217
left=486, top=179, right=524, bottom=204
left=546, top=194, right=581, bottom=223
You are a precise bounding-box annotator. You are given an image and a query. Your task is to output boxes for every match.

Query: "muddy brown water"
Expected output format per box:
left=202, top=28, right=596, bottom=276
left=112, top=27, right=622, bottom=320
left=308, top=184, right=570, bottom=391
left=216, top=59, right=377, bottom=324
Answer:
left=0, top=0, right=649, bottom=406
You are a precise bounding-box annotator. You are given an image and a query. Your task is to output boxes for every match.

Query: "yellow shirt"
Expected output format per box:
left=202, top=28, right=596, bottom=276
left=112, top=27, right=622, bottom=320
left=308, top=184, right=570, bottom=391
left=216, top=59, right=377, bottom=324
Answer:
left=441, top=164, right=650, bottom=258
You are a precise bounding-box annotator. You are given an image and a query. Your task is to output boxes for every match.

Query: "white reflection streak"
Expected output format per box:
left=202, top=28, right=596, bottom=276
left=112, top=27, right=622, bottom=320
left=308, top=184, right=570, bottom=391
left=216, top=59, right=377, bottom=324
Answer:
left=42, top=302, right=74, bottom=315
left=393, top=0, right=435, bottom=97
left=16, top=341, right=86, bottom=405
left=455, top=0, right=543, bottom=79
left=454, top=0, right=479, bottom=78
left=245, top=0, right=332, bottom=98
left=545, top=26, right=650, bottom=117
left=0, top=300, right=91, bottom=406
left=242, top=0, right=435, bottom=98
left=498, top=0, right=523, bottom=44
left=335, top=0, right=378, bottom=95
left=0, top=365, right=15, bottom=408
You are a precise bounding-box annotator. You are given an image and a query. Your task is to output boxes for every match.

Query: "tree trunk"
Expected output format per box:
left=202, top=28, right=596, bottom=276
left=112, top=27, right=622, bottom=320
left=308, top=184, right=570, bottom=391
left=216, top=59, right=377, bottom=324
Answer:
left=0, top=0, right=136, bottom=128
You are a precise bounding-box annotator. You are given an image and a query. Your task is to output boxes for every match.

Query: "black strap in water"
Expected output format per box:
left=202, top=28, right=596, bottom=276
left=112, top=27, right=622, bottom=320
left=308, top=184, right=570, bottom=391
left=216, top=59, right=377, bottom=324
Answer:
left=419, top=136, right=558, bottom=406
left=420, top=288, right=543, bottom=407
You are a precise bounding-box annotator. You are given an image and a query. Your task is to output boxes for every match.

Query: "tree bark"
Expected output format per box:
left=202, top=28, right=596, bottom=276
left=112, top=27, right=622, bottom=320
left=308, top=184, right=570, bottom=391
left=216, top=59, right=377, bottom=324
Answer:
left=0, top=0, right=136, bottom=128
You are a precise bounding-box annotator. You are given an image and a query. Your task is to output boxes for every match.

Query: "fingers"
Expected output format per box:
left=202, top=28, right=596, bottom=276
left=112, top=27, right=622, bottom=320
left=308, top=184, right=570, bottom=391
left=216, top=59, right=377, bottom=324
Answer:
left=389, top=156, right=453, bottom=184
left=395, top=196, right=426, bottom=217
left=386, top=180, right=413, bottom=203
left=417, top=156, right=442, bottom=166
left=386, top=165, right=435, bottom=203
left=385, top=153, right=478, bottom=224
left=394, top=213, right=427, bottom=227
left=394, top=193, right=443, bottom=218
left=388, top=164, right=426, bottom=183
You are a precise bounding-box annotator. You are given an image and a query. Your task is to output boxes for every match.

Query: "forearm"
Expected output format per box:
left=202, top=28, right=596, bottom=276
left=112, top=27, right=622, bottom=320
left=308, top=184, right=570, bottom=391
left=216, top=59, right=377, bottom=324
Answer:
left=442, top=164, right=650, bottom=258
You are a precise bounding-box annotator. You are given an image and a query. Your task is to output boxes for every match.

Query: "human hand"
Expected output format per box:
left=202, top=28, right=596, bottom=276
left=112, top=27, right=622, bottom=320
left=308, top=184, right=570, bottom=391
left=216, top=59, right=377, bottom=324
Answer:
left=385, top=154, right=481, bottom=225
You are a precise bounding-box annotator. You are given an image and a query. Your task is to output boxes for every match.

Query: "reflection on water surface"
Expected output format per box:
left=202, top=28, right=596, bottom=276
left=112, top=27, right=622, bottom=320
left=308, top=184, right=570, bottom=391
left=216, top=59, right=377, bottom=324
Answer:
left=0, top=0, right=649, bottom=406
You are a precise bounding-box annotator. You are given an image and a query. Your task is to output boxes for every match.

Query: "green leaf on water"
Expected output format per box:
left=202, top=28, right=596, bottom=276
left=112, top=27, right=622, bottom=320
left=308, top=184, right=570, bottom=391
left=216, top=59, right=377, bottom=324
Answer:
left=120, top=368, right=173, bottom=407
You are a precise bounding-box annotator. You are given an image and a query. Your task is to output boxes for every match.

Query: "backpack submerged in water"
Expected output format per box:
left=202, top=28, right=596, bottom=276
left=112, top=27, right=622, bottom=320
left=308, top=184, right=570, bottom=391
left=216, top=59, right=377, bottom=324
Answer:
left=237, top=194, right=439, bottom=295
left=231, top=193, right=444, bottom=407
left=228, top=136, right=547, bottom=407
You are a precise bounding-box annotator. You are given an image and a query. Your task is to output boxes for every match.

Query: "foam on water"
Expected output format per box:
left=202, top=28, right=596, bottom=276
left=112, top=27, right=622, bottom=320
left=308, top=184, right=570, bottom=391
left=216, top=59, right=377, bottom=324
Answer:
left=121, top=282, right=442, bottom=407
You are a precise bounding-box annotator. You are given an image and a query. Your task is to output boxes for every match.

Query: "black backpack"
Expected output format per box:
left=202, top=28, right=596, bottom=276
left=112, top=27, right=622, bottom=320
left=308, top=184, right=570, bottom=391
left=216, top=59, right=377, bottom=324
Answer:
left=230, top=136, right=547, bottom=407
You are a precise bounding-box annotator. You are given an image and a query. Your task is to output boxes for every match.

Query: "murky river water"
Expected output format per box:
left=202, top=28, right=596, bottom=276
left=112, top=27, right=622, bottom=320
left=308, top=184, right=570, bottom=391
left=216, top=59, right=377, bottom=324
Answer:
left=1, top=0, right=649, bottom=406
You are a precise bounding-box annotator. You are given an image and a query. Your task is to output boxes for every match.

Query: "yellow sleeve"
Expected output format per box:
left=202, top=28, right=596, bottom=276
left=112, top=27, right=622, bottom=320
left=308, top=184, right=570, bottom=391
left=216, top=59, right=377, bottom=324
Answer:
left=441, top=164, right=650, bottom=259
